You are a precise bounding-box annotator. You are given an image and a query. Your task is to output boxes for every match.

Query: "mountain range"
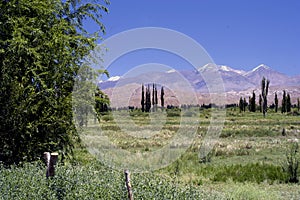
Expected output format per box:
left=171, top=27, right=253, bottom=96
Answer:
left=99, top=64, right=300, bottom=106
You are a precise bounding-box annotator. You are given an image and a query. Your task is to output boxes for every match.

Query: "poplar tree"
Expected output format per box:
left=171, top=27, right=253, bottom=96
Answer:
left=145, top=85, right=151, bottom=112
left=239, top=97, right=243, bottom=113
left=250, top=91, right=256, bottom=112
left=282, top=90, right=287, bottom=113
left=141, top=84, right=145, bottom=112
left=155, top=84, right=158, bottom=105
left=243, top=97, right=247, bottom=112
left=261, top=77, right=270, bottom=117
left=275, top=92, right=278, bottom=112
left=287, top=93, right=292, bottom=113
left=161, top=86, right=165, bottom=109
left=152, top=84, right=155, bottom=110
left=248, top=96, right=251, bottom=112
left=259, top=94, right=262, bottom=112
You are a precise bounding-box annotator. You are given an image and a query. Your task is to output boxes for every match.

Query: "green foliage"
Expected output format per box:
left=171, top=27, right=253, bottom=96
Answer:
left=243, top=97, right=247, bottom=112
left=0, top=0, right=109, bottom=164
left=226, top=183, right=279, bottom=200
left=141, top=84, right=145, bottom=112
left=281, top=90, right=287, bottom=113
left=142, top=83, right=160, bottom=112
left=212, top=163, right=286, bottom=184
left=282, top=142, right=299, bottom=183
left=95, top=87, right=110, bottom=114
left=286, top=93, right=292, bottom=113
left=166, top=108, right=181, bottom=117
left=1, top=109, right=298, bottom=199
left=161, top=86, right=165, bottom=108
left=101, top=114, right=114, bottom=122
left=145, top=84, right=151, bottom=112
left=182, top=110, right=197, bottom=117
left=0, top=161, right=226, bottom=199
left=281, top=91, right=292, bottom=114
left=259, top=94, right=262, bottom=112
left=199, top=150, right=213, bottom=163
left=129, top=109, right=149, bottom=117
left=275, top=92, right=279, bottom=112
left=239, top=97, right=244, bottom=112
left=250, top=90, right=256, bottom=112
left=261, top=77, right=270, bottom=117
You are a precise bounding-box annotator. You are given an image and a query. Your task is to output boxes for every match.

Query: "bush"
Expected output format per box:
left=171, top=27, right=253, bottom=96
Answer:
left=129, top=109, right=149, bottom=117
left=282, top=142, right=299, bottom=183
left=101, top=114, right=114, bottom=122
left=166, top=108, right=181, bottom=117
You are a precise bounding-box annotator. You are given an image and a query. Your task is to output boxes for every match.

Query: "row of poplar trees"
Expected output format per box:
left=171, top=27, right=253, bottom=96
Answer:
left=239, top=77, right=298, bottom=115
left=141, top=84, right=165, bottom=112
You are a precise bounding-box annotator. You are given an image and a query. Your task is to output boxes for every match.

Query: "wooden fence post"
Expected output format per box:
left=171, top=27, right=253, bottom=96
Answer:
left=124, top=169, right=134, bottom=200
left=44, top=152, right=58, bottom=178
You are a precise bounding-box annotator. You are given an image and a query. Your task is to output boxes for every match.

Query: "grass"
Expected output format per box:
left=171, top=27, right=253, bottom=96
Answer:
left=1, top=108, right=300, bottom=199
left=0, top=161, right=226, bottom=199
left=81, top=108, right=300, bottom=198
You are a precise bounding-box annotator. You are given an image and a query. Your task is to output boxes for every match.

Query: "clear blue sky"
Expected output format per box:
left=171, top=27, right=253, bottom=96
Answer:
left=88, top=0, right=300, bottom=77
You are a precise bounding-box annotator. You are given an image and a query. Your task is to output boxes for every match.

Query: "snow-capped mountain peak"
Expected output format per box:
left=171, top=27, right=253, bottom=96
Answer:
left=167, top=69, right=176, bottom=73
left=220, top=65, right=231, bottom=71
left=199, top=64, right=246, bottom=75
left=218, top=65, right=246, bottom=75
left=251, top=64, right=271, bottom=72
left=107, top=76, right=121, bottom=82
left=99, top=63, right=298, bottom=92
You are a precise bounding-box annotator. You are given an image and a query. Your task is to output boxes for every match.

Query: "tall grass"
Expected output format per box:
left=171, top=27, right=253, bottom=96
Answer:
left=0, top=161, right=226, bottom=199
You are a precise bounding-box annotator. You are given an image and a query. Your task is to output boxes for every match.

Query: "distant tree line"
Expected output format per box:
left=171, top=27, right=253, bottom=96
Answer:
left=238, top=77, right=297, bottom=115
left=126, top=78, right=299, bottom=115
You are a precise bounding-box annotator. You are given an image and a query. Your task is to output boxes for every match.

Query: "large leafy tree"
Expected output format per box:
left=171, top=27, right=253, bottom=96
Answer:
left=0, top=0, right=109, bottom=164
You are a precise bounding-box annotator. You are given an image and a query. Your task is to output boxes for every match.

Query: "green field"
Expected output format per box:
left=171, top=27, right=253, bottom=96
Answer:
left=1, top=108, right=300, bottom=199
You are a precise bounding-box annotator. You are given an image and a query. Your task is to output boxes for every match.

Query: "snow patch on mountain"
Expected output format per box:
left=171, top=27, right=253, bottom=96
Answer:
left=218, top=65, right=246, bottom=75
left=247, top=64, right=270, bottom=74
left=167, top=69, right=176, bottom=73
left=107, top=76, right=121, bottom=81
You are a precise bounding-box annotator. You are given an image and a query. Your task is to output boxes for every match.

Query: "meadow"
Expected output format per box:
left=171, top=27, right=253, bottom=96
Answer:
left=1, top=108, right=300, bottom=199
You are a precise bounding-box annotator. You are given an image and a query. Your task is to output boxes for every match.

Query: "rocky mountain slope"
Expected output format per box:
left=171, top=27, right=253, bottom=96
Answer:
left=99, top=64, right=300, bottom=106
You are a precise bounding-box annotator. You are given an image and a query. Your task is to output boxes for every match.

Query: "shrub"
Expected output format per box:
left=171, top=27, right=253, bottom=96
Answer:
left=101, top=114, right=114, bottom=122
left=282, top=142, right=299, bottom=183
left=166, top=108, right=181, bottom=117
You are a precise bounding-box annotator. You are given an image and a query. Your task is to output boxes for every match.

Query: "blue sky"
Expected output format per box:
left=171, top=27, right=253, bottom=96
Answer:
left=87, top=0, right=300, bottom=77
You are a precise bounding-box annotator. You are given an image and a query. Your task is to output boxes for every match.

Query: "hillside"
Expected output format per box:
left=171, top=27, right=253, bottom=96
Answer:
left=99, top=64, right=300, bottom=107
